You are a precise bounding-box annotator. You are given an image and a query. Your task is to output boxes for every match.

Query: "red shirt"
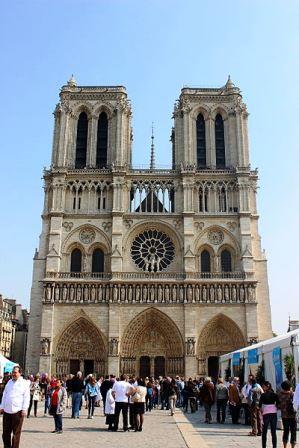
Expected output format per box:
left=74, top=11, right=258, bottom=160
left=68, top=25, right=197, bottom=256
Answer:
left=51, top=389, right=59, bottom=406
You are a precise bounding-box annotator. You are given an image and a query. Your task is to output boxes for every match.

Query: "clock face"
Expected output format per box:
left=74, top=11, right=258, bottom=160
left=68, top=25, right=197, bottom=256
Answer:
left=131, top=229, right=175, bottom=272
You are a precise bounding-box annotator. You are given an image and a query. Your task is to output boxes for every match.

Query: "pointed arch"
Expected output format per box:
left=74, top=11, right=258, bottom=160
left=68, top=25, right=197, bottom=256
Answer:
left=215, top=114, right=226, bottom=168
left=196, top=113, right=206, bottom=168
left=54, top=315, right=107, bottom=376
left=96, top=112, right=108, bottom=168
left=121, top=308, right=184, bottom=358
left=197, top=313, right=245, bottom=358
left=75, top=112, right=88, bottom=168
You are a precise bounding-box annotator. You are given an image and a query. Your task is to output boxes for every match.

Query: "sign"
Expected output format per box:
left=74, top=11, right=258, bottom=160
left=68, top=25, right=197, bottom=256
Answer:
left=248, top=348, right=258, bottom=365
left=272, top=347, right=283, bottom=386
left=232, top=352, right=241, bottom=366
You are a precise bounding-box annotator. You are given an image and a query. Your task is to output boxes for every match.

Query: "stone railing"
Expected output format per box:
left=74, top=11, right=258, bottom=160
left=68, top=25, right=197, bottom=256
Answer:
left=45, top=271, right=252, bottom=281
left=43, top=281, right=257, bottom=305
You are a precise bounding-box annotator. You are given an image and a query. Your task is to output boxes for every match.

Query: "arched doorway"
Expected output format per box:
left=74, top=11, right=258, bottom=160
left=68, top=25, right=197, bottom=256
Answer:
left=197, top=314, right=245, bottom=379
left=120, top=308, right=184, bottom=377
left=54, top=316, right=107, bottom=376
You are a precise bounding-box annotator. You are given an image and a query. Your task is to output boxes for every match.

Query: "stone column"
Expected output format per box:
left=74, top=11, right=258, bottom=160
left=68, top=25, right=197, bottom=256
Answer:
left=88, top=115, right=98, bottom=167
left=207, top=116, right=216, bottom=167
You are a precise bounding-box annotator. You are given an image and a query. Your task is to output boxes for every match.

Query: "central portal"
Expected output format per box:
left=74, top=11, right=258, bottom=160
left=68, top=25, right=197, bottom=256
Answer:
left=139, top=356, right=166, bottom=378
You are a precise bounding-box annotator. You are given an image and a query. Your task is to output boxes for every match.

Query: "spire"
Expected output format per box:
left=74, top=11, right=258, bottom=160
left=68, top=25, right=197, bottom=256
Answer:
left=225, top=75, right=234, bottom=89
left=150, top=123, right=156, bottom=170
left=67, top=74, right=77, bottom=87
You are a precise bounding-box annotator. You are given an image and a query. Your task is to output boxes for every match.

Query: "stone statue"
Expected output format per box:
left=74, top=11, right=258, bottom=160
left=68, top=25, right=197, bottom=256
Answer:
left=91, top=285, right=96, bottom=302
left=98, top=285, right=103, bottom=302
left=41, top=339, right=49, bottom=355
left=187, top=285, right=193, bottom=302
left=186, top=338, right=195, bottom=356
left=46, top=285, right=52, bottom=302
left=195, top=285, right=200, bottom=302
left=179, top=286, right=184, bottom=302
left=164, top=285, right=170, bottom=302
left=239, top=285, right=245, bottom=302
left=202, top=286, right=207, bottom=302
left=110, top=338, right=118, bottom=356
left=135, top=286, right=140, bottom=302
left=217, top=285, right=222, bottom=302
left=172, top=285, right=177, bottom=301
left=143, top=285, right=148, bottom=302
left=128, top=285, right=132, bottom=302
left=248, top=285, right=255, bottom=302
left=150, top=285, right=155, bottom=302
left=231, top=285, right=237, bottom=302
left=77, top=285, right=82, bottom=302
left=120, top=286, right=126, bottom=302
left=209, top=285, right=215, bottom=302
left=69, top=285, right=74, bottom=301
left=157, top=285, right=163, bottom=302
left=113, top=285, right=118, bottom=302
left=55, top=286, right=60, bottom=302
left=224, top=285, right=229, bottom=302
left=62, top=285, right=68, bottom=302
left=84, top=285, right=89, bottom=302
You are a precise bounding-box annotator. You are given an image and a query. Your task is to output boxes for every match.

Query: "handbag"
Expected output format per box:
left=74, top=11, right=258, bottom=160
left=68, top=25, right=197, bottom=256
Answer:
left=132, top=392, right=141, bottom=403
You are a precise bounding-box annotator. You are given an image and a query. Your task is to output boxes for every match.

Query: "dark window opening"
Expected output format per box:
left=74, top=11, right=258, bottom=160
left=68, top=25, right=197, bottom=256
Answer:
left=92, top=249, right=104, bottom=273
left=221, top=249, right=232, bottom=272
left=102, top=197, right=106, bottom=209
left=73, top=197, right=76, bottom=210
left=215, top=114, right=225, bottom=168
left=78, top=197, right=81, bottom=210
left=70, top=249, right=82, bottom=272
left=75, top=112, right=88, bottom=168
left=96, top=112, right=108, bottom=168
left=201, top=250, right=211, bottom=272
left=196, top=114, right=206, bottom=168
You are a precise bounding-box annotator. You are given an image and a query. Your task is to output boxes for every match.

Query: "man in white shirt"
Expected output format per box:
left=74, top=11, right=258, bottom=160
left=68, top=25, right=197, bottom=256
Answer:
left=112, top=374, right=133, bottom=431
left=0, top=366, right=30, bottom=448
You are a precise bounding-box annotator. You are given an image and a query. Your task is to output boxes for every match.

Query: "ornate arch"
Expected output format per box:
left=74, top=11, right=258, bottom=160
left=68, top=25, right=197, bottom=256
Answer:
left=54, top=313, right=107, bottom=375
left=62, top=224, right=111, bottom=254
left=194, top=225, right=240, bottom=256
left=197, top=313, right=245, bottom=358
left=211, top=106, right=229, bottom=121
left=121, top=308, right=184, bottom=358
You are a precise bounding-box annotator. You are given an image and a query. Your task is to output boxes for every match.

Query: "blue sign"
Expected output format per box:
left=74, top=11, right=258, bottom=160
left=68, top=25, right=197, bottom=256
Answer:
left=232, top=352, right=241, bottom=366
left=272, top=347, right=283, bottom=386
left=248, top=348, right=258, bottom=365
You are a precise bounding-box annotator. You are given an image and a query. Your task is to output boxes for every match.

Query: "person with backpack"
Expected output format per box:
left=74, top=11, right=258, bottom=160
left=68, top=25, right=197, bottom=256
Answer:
left=200, top=377, right=215, bottom=423
left=216, top=377, right=229, bottom=423
left=278, top=380, right=297, bottom=448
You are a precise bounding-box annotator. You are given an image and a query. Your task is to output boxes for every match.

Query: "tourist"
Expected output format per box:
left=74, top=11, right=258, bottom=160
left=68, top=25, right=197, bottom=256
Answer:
left=100, top=375, right=112, bottom=414
left=146, top=379, right=154, bottom=412
left=85, top=375, right=99, bottom=419
left=43, top=377, right=52, bottom=415
left=216, top=377, right=228, bottom=423
left=49, top=378, right=67, bottom=434
left=131, top=378, right=147, bottom=431
left=240, top=374, right=253, bottom=425
left=27, top=374, right=41, bottom=418
left=105, top=381, right=116, bottom=431
left=65, top=374, right=73, bottom=408
left=259, top=381, right=279, bottom=448
left=278, top=380, right=297, bottom=448
left=70, top=371, right=84, bottom=418
left=200, top=377, right=215, bottom=423
left=248, top=377, right=263, bottom=436
left=168, top=378, right=179, bottom=416
left=0, top=366, right=30, bottom=448
left=160, top=377, right=170, bottom=410
left=95, top=376, right=102, bottom=407
left=176, top=376, right=185, bottom=407
left=112, top=374, right=133, bottom=431
left=228, top=377, right=241, bottom=424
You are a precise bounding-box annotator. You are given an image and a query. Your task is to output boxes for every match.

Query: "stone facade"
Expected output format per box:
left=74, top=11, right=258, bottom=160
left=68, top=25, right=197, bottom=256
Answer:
left=26, top=76, right=272, bottom=378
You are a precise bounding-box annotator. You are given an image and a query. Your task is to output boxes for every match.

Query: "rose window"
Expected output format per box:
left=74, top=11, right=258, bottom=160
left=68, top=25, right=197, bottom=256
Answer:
left=131, top=229, right=175, bottom=272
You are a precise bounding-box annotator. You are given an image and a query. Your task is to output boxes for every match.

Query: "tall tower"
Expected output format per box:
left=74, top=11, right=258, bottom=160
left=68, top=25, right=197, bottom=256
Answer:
left=26, top=77, right=272, bottom=378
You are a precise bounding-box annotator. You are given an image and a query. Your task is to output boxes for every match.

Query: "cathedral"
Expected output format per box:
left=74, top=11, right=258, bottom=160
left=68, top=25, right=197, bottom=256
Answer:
left=26, top=76, right=272, bottom=379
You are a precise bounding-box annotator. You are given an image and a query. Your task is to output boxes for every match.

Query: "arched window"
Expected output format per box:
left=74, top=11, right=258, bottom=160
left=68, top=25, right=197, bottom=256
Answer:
left=196, top=114, right=206, bottom=168
left=96, top=112, right=108, bottom=168
left=92, top=248, right=104, bottom=273
left=70, top=248, right=82, bottom=272
left=221, top=249, right=232, bottom=272
left=215, top=114, right=225, bottom=168
left=201, top=250, right=211, bottom=272
left=75, top=112, right=88, bottom=168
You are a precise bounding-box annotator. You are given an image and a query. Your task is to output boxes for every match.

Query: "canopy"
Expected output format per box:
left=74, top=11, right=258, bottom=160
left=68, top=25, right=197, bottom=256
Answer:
left=0, top=354, right=18, bottom=375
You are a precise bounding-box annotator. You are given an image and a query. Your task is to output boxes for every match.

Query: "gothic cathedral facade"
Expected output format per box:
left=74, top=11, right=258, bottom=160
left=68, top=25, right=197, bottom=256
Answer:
left=26, top=76, right=272, bottom=378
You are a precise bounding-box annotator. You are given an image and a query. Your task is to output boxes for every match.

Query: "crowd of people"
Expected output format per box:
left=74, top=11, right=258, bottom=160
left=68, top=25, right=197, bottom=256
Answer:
left=0, top=365, right=299, bottom=448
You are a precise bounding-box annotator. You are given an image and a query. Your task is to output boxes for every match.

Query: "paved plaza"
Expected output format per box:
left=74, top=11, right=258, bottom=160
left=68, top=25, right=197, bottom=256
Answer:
left=0, top=403, right=286, bottom=448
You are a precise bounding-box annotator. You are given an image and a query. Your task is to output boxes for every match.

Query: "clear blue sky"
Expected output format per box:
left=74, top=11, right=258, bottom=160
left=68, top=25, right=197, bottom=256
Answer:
left=1, top=0, right=298, bottom=334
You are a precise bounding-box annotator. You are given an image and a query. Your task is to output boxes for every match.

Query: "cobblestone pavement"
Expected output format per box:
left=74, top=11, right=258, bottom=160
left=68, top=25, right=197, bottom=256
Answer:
left=7, top=404, right=187, bottom=448
left=178, top=406, right=285, bottom=448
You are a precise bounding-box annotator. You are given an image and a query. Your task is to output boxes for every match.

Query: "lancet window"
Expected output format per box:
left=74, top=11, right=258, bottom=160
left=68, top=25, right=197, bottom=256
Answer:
left=221, top=249, right=232, bottom=272
left=75, top=112, right=88, bottom=168
left=96, top=112, right=108, bottom=168
left=196, top=114, right=206, bottom=168
left=92, top=249, right=104, bottom=273
left=130, top=181, right=175, bottom=213
left=65, top=181, right=111, bottom=213
left=215, top=114, right=225, bottom=168
left=70, top=249, right=82, bottom=272
left=201, top=250, right=211, bottom=272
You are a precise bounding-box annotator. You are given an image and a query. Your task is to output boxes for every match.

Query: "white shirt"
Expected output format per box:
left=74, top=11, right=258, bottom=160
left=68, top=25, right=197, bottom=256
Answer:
left=0, top=377, right=30, bottom=414
left=112, top=380, right=132, bottom=403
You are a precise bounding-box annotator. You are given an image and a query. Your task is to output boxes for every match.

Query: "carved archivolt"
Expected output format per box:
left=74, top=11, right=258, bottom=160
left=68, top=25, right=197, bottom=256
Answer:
left=120, top=308, right=184, bottom=358
left=55, top=316, right=107, bottom=362
left=197, top=313, right=245, bottom=357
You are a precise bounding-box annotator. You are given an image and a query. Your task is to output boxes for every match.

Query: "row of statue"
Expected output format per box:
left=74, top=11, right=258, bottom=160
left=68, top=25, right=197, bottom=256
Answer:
left=44, top=282, right=256, bottom=304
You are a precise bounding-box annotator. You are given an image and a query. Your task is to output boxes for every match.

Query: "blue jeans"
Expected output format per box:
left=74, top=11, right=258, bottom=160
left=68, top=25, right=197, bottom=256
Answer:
left=53, top=412, right=62, bottom=431
left=72, top=392, right=82, bottom=417
left=44, top=396, right=50, bottom=414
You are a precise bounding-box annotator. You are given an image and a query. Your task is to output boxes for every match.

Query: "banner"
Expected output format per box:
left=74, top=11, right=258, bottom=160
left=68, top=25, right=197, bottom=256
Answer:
left=232, top=352, right=241, bottom=366
left=248, top=348, right=258, bottom=365
left=272, top=347, right=283, bottom=386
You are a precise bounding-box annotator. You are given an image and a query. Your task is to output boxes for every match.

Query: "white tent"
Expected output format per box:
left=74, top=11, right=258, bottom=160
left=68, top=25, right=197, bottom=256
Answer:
left=0, top=354, right=18, bottom=377
left=219, top=329, right=299, bottom=390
